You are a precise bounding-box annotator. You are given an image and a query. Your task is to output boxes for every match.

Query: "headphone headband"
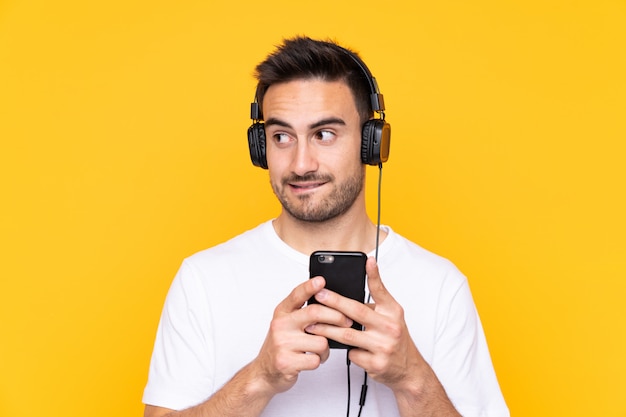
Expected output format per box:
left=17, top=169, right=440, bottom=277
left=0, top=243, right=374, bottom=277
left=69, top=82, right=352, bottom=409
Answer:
left=336, top=46, right=385, bottom=114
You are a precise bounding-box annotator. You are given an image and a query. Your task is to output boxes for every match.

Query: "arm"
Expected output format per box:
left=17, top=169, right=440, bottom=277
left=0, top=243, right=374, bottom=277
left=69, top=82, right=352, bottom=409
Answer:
left=305, top=258, right=461, bottom=417
left=144, top=276, right=354, bottom=417
left=144, top=361, right=277, bottom=417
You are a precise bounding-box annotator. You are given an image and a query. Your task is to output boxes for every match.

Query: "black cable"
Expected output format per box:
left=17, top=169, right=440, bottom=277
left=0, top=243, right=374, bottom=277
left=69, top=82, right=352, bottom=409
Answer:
left=346, top=352, right=352, bottom=417
left=357, top=377, right=368, bottom=417
left=374, top=163, right=382, bottom=262
left=357, top=162, right=383, bottom=416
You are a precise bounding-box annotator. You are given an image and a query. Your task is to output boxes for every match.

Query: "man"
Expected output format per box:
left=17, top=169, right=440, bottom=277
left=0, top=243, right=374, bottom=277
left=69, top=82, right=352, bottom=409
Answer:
left=143, top=36, right=509, bottom=417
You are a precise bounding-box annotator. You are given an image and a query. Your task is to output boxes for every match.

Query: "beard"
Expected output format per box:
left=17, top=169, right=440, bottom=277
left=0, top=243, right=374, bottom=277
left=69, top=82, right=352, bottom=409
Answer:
left=271, top=168, right=365, bottom=223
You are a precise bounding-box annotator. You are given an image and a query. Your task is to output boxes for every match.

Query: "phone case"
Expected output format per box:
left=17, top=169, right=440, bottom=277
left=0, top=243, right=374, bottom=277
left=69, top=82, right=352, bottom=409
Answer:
left=308, top=250, right=367, bottom=349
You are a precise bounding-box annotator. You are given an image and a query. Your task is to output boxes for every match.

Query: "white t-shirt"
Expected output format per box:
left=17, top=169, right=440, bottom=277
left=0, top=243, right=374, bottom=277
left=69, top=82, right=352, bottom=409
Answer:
left=143, top=221, right=509, bottom=416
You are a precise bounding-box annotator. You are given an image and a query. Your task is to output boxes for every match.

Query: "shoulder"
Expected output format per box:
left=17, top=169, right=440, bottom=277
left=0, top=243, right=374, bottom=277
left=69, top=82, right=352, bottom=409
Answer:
left=380, top=227, right=465, bottom=284
left=184, top=221, right=275, bottom=266
left=163, top=222, right=274, bottom=292
left=171, top=220, right=305, bottom=296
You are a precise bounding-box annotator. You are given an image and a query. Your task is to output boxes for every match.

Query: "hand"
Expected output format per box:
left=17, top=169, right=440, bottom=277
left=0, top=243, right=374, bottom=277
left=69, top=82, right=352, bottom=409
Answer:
left=306, top=257, right=426, bottom=391
left=252, top=276, right=354, bottom=396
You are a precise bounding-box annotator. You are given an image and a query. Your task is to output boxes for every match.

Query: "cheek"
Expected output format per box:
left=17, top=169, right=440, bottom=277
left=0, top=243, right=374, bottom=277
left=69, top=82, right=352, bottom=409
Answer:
left=325, top=139, right=361, bottom=164
left=265, top=150, right=281, bottom=174
left=267, top=161, right=286, bottom=186
left=331, top=146, right=362, bottom=171
left=266, top=144, right=291, bottom=171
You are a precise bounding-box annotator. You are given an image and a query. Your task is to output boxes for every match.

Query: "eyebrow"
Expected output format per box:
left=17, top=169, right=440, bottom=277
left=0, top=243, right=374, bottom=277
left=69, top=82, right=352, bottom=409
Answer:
left=264, top=117, right=346, bottom=130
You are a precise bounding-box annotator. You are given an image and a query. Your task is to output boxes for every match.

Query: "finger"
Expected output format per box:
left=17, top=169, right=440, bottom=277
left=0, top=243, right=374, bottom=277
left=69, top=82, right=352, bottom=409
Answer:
left=303, top=303, right=355, bottom=334
left=305, top=322, right=368, bottom=350
left=286, top=332, right=331, bottom=367
left=302, top=302, right=354, bottom=329
left=313, top=288, right=374, bottom=327
left=302, top=333, right=331, bottom=364
left=275, top=276, right=326, bottom=314
left=280, top=329, right=331, bottom=368
left=366, top=257, right=396, bottom=305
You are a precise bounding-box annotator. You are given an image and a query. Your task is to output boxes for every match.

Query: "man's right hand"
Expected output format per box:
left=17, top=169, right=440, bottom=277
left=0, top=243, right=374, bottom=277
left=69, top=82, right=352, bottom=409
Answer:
left=251, top=275, right=354, bottom=395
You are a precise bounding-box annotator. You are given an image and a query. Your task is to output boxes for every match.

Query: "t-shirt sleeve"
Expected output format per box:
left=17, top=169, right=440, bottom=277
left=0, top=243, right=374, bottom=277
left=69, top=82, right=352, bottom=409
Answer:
left=432, top=268, right=509, bottom=417
left=142, top=260, right=216, bottom=410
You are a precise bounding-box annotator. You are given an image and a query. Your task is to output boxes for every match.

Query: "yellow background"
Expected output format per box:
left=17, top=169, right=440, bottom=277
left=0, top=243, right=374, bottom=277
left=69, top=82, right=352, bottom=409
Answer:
left=1, top=1, right=625, bottom=416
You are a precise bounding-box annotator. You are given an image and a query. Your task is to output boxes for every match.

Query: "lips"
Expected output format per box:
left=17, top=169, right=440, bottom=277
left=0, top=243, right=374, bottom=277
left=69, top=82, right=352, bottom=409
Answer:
left=282, top=174, right=333, bottom=194
left=289, top=181, right=326, bottom=191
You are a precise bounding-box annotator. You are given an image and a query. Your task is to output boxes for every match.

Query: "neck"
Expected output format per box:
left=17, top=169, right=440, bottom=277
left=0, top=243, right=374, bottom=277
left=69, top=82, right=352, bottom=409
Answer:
left=272, top=205, right=386, bottom=256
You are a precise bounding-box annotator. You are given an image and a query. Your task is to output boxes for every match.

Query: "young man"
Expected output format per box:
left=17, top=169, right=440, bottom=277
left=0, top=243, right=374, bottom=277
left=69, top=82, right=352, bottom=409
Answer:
left=143, top=37, right=509, bottom=417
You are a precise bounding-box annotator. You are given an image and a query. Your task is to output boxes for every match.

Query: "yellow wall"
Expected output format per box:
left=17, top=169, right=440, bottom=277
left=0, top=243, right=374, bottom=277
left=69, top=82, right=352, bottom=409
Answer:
left=1, top=1, right=625, bottom=416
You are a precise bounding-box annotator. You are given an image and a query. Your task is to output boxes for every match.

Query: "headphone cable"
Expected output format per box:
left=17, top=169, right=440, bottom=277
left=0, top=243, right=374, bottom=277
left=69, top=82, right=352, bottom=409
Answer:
left=346, top=162, right=384, bottom=417
left=356, top=162, right=383, bottom=416
left=346, top=353, right=352, bottom=417
left=374, top=162, right=383, bottom=262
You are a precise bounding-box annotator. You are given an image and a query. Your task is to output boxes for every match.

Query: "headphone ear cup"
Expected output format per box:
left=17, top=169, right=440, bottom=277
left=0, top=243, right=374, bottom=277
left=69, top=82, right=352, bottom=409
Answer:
left=247, top=122, right=268, bottom=169
left=361, top=119, right=391, bottom=165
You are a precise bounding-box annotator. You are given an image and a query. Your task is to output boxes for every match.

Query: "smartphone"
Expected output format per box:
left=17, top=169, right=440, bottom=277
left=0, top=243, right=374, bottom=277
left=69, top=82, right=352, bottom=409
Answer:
left=308, top=250, right=367, bottom=349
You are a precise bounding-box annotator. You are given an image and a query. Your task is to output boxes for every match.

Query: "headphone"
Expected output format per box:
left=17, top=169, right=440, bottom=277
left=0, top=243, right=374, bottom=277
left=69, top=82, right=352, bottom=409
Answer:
left=247, top=47, right=391, bottom=169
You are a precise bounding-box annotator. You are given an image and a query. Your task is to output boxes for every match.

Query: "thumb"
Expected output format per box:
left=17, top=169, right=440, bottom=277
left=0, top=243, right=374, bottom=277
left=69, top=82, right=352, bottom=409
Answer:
left=366, top=257, right=394, bottom=304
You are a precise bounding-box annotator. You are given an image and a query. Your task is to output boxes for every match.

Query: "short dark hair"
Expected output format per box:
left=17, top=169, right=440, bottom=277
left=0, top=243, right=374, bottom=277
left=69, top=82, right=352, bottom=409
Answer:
left=254, top=36, right=374, bottom=124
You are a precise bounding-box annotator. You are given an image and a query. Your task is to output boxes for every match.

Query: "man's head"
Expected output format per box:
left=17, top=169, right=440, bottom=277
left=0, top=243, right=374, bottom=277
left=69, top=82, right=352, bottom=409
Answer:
left=247, top=37, right=390, bottom=224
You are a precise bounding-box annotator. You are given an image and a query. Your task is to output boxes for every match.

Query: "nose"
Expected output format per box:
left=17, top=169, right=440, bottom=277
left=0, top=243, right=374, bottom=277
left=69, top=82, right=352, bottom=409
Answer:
left=290, top=138, right=318, bottom=176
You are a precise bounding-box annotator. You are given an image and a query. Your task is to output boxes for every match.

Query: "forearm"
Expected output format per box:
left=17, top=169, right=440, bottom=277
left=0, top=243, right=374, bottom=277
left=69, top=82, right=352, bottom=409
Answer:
left=393, top=366, right=461, bottom=417
left=150, top=362, right=275, bottom=417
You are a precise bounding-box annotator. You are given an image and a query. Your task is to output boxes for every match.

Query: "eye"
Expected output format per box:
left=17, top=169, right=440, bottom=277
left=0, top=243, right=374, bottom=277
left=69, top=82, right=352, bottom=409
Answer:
left=272, top=133, right=292, bottom=144
left=315, top=130, right=335, bottom=142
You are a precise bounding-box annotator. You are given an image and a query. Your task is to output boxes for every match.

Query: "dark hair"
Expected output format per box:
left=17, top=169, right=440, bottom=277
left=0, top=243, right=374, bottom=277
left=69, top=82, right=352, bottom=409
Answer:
left=254, top=36, right=374, bottom=124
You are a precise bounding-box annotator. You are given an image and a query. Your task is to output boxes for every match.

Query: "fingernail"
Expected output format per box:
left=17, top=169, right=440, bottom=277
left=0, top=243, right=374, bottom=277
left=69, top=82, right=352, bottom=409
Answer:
left=311, top=277, right=323, bottom=289
left=316, top=289, right=329, bottom=301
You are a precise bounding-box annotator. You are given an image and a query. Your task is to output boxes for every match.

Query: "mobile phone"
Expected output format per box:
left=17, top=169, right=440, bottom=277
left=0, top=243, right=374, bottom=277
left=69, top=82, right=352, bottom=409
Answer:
left=308, top=250, right=367, bottom=349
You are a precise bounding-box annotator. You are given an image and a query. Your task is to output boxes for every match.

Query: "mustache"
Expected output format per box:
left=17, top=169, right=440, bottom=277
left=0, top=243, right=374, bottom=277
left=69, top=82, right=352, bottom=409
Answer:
left=282, top=173, right=334, bottom=184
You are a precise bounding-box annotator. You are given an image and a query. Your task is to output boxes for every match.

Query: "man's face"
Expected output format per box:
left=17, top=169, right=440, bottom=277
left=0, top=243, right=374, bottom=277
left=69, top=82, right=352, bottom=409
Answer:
left=263, top=78, right=365, bottom=223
